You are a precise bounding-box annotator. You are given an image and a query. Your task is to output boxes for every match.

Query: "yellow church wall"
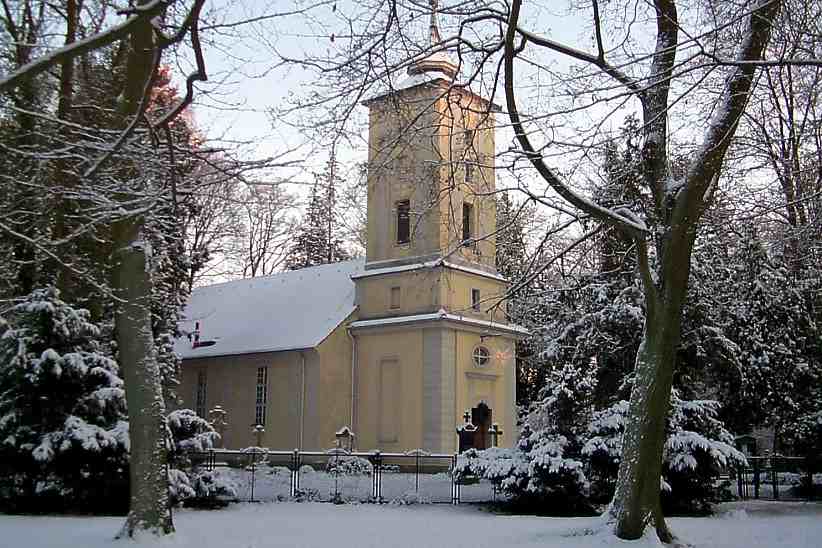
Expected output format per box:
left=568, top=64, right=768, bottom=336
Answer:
left=355, top=268, right=442, bottom=320
left=352, top=328, right=425, bottom=452
left=366, top=87, right=445, bottom=265
left=179, top=350, right=304, bottom=450
left=313, top=317, right=355, bottom=450
left=437, top=269, right=508, bottom=323
left=435, top=92, right=498, bottom=269
left=354, top=265, right=509, bottom=323
left=350, top=322, right=517, bottom=454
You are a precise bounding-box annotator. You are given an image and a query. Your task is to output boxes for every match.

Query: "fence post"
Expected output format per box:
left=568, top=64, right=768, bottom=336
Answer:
left=415, top=452, right=420, bottom=493
left=291, top=449, right=299, bottom=497
left=249, top=449, right=257, bottom=503
left=807, top=455, right=814, bottom=502
left=753, top=458, right=760, bottom=499
left=451, top=452, right=460, bottom=505
left=371, top=450, right=382, bottom=502
left=772, top=457, right=779, bottom=500
left=737, top=463, right=744, bottom=500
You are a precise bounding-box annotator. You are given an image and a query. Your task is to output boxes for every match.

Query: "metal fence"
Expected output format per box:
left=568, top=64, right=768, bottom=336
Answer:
left=190, top=448, right=500, bottom=504
left=735, top=456, right=820, bottom=501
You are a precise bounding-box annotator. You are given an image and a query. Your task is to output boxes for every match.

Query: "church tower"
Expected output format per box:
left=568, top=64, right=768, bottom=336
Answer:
left=348, top=2, right=526, bottom=453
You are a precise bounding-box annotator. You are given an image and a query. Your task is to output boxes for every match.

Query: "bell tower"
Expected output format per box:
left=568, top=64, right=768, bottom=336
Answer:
left=349, top=1, right=524, bottom=454
left=361, top=3, right=500, bottom=273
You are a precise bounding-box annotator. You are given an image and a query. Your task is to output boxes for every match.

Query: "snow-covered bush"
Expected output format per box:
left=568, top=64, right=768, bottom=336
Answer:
left=582, top=401, right=629, bottom=503
left=584, top=392, right=746, bottom=514
left=167, top=409, right=220, bottom=463
left=664, top=397, right=747, bottom=513
left=460, top=368, right=743, bottom=515
left=0, top=288, right=129, bottom=513
left=166, top=408, right=237, bottom=507
left=780, top=410, right=822, bottom=497
left=326, top=455, right=373, bottom=476
left=456, top=364, right=595, bottom=514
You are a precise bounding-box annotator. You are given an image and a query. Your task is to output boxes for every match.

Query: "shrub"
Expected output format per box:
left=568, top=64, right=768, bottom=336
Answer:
left=167, top=408, right=237, bottom=507
left=459, top=388, right=744, bottom=515
left=584, top=393, right=745, bottom=514
left=326, top=455, right=373, bottom=476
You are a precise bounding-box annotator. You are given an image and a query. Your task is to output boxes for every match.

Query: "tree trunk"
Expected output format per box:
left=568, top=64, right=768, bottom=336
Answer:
left=113, top=0, right=172, bottom=536
left=112, top=218, right=173, bottom=537
left=610, top=233, right=694, bottom=542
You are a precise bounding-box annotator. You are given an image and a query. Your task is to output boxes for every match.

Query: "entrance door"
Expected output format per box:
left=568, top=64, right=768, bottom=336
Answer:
left=471, top=402, right=492, bottom=450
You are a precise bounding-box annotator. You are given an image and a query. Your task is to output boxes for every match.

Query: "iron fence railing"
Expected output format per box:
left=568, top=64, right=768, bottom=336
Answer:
left=734, top=456, right=820, bottom=501
left=187, top=448, right=501, bottom=504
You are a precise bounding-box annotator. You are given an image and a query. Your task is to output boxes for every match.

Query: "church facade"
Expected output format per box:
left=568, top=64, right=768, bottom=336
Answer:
left=176, top=37, right=527, bottom=453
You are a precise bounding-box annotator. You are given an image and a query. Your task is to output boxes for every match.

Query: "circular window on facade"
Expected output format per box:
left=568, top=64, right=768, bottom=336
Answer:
left=472, top=345, right=491, bottom=368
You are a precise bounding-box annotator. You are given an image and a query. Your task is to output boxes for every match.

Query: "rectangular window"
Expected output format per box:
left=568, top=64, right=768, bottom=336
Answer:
left=471, top=288, right=481, bottom=311
left=462, top=202, right=474, bottom=243
left=396, top=200, right=410, bottom=244
left=195, top=370, right=207, bottom=418
left=464, top=161, right=475, bottom=183
left=255, top=366, right=268, bottom=426
left=390, top=286, right=401, bottom=309
left=463, top=129, right=476, bottom=147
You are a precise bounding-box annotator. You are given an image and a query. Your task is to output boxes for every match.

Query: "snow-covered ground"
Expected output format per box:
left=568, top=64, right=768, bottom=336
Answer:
left=1, top=500, right=820, bottom=548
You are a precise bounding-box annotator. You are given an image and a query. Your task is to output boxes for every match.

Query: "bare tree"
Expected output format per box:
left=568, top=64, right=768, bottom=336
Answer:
left=182, top=160, right=246, bottom=289
left=238, top=182, right=295, bottom=277
left=738, top=0, right=822, bottom=270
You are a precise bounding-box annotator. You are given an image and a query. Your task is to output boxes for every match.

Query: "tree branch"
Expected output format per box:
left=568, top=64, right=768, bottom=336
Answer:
left=684, top=0, right=783, bottom=208
left=503, top=0, right=648, bottom=239
left=0, top=0, right=169, bottom=95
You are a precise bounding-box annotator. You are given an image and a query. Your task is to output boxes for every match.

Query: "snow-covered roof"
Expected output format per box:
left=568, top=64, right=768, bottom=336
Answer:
left=175, top=260, right=364, bottom=359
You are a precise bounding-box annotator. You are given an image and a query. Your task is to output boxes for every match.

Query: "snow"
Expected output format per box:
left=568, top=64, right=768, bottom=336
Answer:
left=175, top=260, right=364, bottom=359
left=349, top=309, right=529, bottom=336
left=353, top=259, right=508, bottom=283
left=1, top=500, right=820, bottom=548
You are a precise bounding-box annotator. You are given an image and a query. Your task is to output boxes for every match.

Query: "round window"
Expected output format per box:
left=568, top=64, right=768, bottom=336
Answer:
left=472, top=346, right=491, bottom=367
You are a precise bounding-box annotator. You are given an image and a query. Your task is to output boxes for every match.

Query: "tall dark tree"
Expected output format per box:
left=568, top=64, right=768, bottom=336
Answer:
left=285, top=155, right=350, bottom=270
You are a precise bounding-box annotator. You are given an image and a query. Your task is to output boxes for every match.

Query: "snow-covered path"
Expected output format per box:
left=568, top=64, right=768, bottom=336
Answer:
left=1, top=500, right=820, bottom=548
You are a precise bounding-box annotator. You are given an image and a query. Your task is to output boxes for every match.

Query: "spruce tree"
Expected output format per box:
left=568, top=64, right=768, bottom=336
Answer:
left=0, top=288, right=129, bottom=512
left=285, top=155, right=351, bottom=270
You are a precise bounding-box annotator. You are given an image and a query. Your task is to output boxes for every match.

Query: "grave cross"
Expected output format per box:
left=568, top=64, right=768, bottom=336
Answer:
left=488, top=423, right=503, bottom=448
left=460, top=409, right=477, bottom=432
left=208, top=405, right=228, bottom=447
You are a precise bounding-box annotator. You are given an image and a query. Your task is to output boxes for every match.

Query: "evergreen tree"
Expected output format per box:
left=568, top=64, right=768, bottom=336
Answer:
left=285, top=156, right=351, bottom=270
left=0, top=288, right=129, bottom=512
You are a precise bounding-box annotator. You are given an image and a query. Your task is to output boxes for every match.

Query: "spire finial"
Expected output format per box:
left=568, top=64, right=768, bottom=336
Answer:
left=429, top=0, right=442, bottom=45
left=407, top=0, right=457, bottom=79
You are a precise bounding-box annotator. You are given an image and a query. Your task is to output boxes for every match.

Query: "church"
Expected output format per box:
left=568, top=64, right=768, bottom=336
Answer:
left=175, top=16, right=527, bottom=453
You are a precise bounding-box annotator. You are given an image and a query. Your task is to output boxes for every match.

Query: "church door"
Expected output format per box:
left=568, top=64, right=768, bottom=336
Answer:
left=471, top=403, right=492, bottom=450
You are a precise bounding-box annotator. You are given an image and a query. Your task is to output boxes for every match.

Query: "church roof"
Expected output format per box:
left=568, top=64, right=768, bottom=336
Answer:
left=175, top=259, right=364, bottom=359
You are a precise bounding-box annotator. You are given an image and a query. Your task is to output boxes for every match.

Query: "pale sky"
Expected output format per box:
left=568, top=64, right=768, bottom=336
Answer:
left=177, top=1, right=631, bottom=191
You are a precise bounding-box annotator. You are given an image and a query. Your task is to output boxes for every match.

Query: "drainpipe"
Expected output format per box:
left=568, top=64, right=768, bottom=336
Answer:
left=347, top=327, right=358, bottom=448
left=299, top=351, right=306, bottom=449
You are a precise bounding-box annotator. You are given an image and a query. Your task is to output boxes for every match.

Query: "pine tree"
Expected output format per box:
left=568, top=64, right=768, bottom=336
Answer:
left=0, top=288, right=129, bottom=512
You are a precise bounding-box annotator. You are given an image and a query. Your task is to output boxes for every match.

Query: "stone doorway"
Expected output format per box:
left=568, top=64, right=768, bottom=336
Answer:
left=471, top=402, right=492, bottom=450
